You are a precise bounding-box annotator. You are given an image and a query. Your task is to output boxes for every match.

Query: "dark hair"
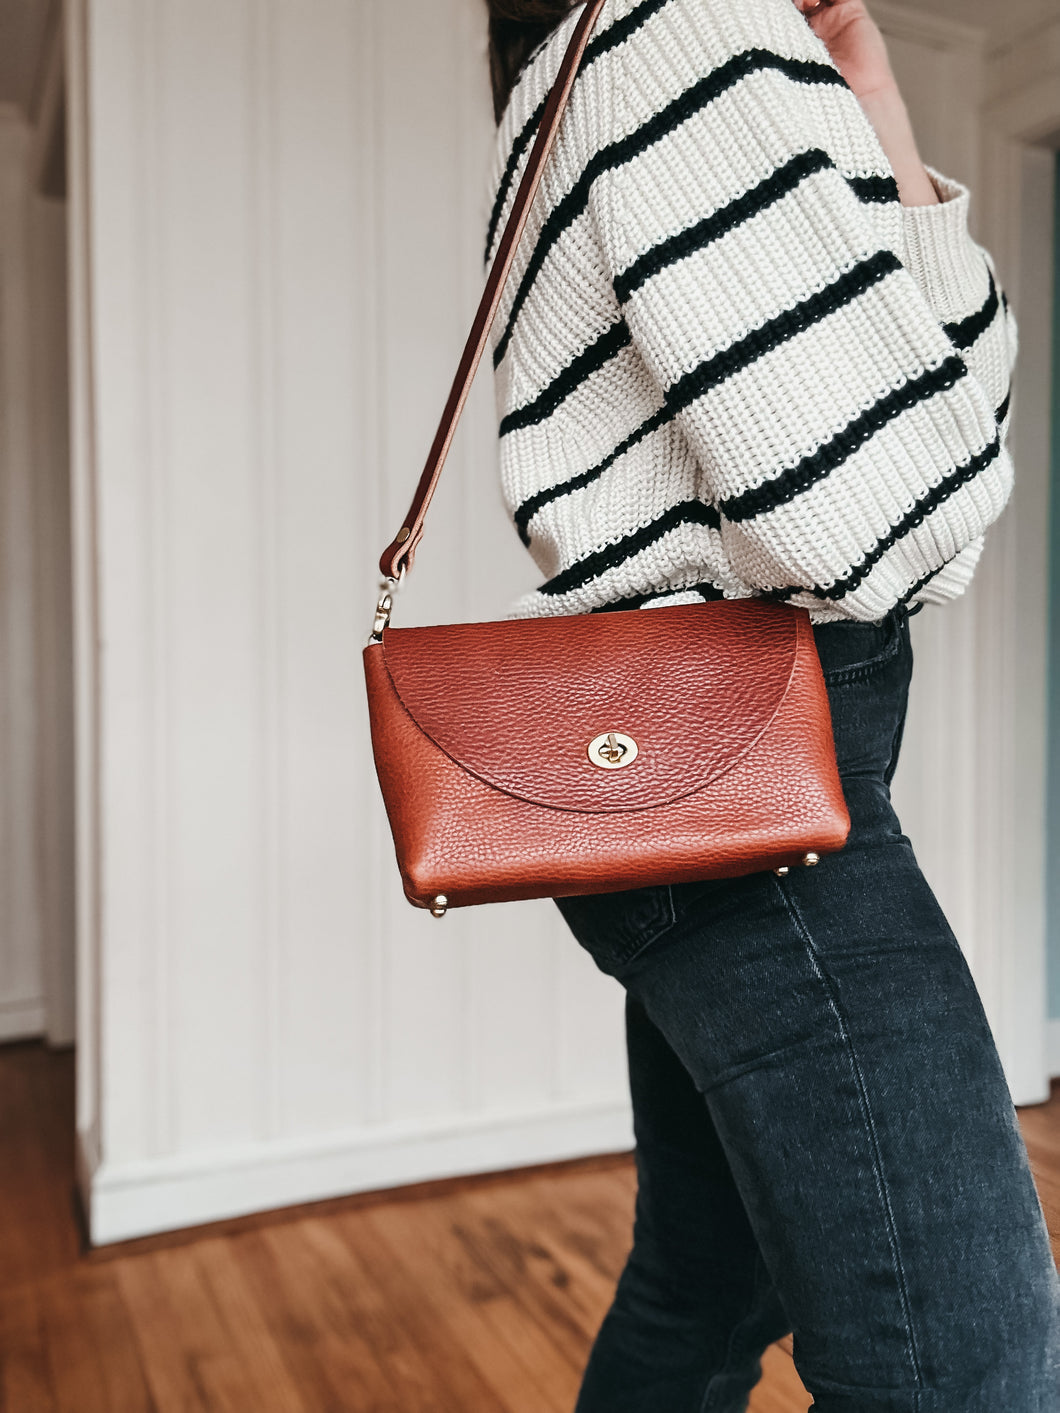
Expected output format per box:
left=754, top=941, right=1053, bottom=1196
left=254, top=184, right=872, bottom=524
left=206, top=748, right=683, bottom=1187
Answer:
left=485, top=0, right=577, bottom=122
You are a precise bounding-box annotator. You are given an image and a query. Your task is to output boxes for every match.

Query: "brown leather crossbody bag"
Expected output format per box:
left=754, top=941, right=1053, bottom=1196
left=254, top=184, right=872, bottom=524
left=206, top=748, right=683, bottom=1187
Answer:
left=363, top=0, right=850, bottom=919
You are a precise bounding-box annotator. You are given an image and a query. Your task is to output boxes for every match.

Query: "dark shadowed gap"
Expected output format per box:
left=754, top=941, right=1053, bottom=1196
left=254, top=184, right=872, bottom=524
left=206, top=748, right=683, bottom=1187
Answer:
left=1047, top=149, right=1060, bottom=1020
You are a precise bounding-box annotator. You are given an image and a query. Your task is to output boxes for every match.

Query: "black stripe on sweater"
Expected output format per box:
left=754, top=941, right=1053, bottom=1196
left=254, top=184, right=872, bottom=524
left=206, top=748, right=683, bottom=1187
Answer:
left=513, top=248, right=904, bottom=544
left=846, top=172, right=900, bottom=204
left=719, top=356, right=967, bottom=523
left=765, top=433, right=1003, bottom=604
left=614, top=148, right=833, bottom=303
left=592, top=580, right=729, bottom=612
left=995, top=390, right=1011, bottom=426
left=590, top=580, right=728, bottom=612
left=493, top=49, right=848, bottom=368
left=514, top=406, right=667, bottom=545
left=613, top=157, right=903, bottom=307
left=486, top=99, right=547, bottom=266
left=484, top=0, right=674, bottom=264
left=666, top=249, right=904, bottom=414
left=539, top=499, right=721, bottom=598
left=942, top=271, right=999, bottom=351
left=499, top=321, right=634, bottom=436
left=508, top=157, right=900, bottom=431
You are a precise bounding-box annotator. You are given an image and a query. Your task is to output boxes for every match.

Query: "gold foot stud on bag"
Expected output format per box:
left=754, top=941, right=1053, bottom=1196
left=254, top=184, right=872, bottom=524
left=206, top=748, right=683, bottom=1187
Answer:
left=775, top=853, right=821, bottom=878
left=430, top=895, right=449, bottom=919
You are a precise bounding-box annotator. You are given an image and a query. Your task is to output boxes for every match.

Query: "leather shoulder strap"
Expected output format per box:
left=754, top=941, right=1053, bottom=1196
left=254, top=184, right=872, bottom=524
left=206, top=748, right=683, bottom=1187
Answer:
left=379, top=0, right=609, bottom=581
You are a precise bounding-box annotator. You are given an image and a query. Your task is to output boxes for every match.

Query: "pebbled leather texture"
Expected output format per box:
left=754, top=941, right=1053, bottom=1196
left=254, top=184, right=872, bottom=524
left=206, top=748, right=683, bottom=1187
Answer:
left=383, top=601, right=797, bottom=813
left=364, top=602, right=851, bottom=911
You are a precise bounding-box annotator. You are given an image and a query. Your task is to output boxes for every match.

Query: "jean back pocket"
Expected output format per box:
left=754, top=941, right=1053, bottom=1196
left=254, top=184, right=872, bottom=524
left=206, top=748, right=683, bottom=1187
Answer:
left=814, top=606, right=907, bottom=685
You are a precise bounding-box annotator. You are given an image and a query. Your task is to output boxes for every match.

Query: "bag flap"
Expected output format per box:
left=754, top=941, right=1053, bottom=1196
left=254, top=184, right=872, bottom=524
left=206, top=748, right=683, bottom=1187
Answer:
left=379, top=600, right=800, bottom=814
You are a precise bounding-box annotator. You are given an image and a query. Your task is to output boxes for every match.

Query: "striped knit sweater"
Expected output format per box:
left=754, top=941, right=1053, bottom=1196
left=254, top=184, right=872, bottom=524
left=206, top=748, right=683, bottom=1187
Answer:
left=485, top=0, right=1016, bottom=623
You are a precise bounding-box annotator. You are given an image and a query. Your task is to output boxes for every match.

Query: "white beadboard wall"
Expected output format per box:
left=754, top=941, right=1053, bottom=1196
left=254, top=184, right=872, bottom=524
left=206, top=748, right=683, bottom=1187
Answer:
left=69, top=0, right=630, bottom=1246
left=66, top=0, right=1049, bottom=1244
left=876, top=5, right=987, bottom=976
left=871, top=5, right=1052, bottom=1105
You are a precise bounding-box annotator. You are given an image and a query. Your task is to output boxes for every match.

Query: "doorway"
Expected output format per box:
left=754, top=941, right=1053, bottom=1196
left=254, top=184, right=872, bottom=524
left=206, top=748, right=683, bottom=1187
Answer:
left=0, top=2, right=75, bottom=1050
left=1049, top=149, right=1060, bottom=1043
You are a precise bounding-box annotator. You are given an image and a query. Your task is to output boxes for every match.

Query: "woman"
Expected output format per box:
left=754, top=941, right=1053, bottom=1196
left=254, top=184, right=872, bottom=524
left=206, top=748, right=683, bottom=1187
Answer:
left=483, top=0, right=1060, bottom=1409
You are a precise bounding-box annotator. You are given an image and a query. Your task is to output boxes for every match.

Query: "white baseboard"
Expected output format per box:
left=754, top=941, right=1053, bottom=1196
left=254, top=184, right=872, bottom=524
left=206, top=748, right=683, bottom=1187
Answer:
left=1046, top=1019, right=1060, bottom=1079
left=81, top=1095, right=635, bottom=1246
left=0, top=995, right=45, bottom=1041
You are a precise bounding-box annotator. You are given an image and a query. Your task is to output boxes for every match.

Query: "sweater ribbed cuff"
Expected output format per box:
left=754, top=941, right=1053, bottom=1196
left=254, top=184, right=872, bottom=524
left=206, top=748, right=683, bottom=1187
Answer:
left=900, top=167, right=990, bottom=323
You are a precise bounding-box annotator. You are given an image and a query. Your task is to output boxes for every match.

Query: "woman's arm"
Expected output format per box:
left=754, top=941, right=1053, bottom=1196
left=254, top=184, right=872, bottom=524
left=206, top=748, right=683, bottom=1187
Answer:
left=587, top=0, right=1014, bottom=620
left=794, top=0, right=1016, bottom=436
left=794, top=0, right=939, bottom=208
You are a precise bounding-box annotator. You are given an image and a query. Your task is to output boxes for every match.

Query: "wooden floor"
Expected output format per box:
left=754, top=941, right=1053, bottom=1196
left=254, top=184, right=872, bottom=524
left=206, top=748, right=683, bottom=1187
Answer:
left=2, top=1041, right=1058, bottom=1412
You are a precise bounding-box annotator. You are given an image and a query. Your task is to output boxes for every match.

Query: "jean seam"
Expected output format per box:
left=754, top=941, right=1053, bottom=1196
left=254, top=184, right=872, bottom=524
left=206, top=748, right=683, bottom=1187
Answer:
left=883, top=706, right=908, bottom=788
left=884, top=634, right=912, bottom=787
left=772, top=877, right=925, bottom=1402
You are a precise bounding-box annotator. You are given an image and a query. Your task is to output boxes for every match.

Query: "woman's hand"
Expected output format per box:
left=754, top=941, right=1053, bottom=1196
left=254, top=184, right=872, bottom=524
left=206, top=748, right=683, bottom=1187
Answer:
left=793, top=0, right=939, bottom=207
left=793, top=0, right=895, bottom=100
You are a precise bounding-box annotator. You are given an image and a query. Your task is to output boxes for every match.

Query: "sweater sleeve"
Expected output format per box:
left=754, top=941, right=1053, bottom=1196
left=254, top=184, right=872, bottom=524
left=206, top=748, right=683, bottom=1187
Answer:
left=902, top=168, right=1016, bottom=428
left=588, top=0, right=1016, bottom=621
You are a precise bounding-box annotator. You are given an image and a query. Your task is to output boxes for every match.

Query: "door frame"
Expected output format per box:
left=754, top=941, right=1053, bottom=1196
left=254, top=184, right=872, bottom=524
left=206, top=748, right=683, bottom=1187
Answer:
left=972, top=24, right=1060, bottom=1100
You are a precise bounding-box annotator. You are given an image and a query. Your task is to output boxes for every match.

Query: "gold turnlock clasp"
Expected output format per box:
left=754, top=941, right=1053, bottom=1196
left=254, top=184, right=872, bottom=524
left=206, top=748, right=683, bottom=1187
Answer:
left=588, top=731, right=639, bottom=770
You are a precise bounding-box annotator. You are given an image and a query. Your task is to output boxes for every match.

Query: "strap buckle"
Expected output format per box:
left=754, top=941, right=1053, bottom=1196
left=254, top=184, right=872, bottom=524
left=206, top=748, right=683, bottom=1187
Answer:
left=368, top=567, right=406, bottom=644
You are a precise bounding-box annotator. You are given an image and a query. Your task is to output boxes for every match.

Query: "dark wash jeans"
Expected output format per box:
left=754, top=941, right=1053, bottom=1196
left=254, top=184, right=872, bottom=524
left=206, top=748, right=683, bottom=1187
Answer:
left=555, top=605, right=1060, bottom=1412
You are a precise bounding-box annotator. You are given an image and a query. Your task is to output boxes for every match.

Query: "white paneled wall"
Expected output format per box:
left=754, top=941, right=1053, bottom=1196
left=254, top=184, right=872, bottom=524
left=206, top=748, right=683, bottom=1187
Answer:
left=69, top=0, right=629, bottom=1245
left=67, top=0, right=1049, bottom=1244
left=880, top=2, right=1053, bottom=1104
left=876, top=4, right=985, bottom=960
